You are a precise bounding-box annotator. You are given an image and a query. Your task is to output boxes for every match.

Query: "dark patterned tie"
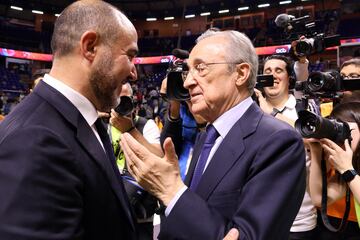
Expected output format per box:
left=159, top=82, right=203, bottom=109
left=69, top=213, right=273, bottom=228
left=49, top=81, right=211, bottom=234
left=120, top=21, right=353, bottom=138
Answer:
left=190, top=124, right=219, bottom=190
left=94, top=118, right=116, bottom=164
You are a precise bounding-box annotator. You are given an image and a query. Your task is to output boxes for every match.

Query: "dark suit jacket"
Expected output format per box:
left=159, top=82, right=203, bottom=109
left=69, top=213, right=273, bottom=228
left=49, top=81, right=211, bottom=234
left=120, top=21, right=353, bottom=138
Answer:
left=159, top=103, right=306, bottom=240
left=0, top=81, right=137, bottom=240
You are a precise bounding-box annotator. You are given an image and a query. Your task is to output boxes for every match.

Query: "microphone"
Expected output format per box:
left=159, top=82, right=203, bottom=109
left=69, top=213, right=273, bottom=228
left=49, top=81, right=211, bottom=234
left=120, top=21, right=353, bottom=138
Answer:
left=275, top=13, right=310, bottom=28
left=274, top=13, right=295, bottom=28
left=172, top=48, right=189, bottom=59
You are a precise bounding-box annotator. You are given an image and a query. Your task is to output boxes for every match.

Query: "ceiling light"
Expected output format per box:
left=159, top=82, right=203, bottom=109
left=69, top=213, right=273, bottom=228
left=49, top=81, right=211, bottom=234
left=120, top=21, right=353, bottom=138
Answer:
left=10, top=6, right=23, bottom=11
left=238, top=6, right=249, bottom=11
left=200, top=12, right=211, bottom=16
left=32, top=10, right=44, bottom=14
left=164, top=16, right=174, bottom=20
left=55, top=13, right=61, bottom=17
left=218, top=9, right=229, bottom=14
left=279, top=0, right=292, bottom=4
left=258, top=3, right=270, bottom=8
left=185, top=14, right=195, bottom=19
left=146, top=18, right=157, bottom=21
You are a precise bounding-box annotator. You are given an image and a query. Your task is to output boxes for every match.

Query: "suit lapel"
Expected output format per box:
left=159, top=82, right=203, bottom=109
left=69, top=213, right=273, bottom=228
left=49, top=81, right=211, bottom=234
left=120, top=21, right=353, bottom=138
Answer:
left=34, top=81, right=136, bottom=230
left=195, top=103, right=263, bottom=200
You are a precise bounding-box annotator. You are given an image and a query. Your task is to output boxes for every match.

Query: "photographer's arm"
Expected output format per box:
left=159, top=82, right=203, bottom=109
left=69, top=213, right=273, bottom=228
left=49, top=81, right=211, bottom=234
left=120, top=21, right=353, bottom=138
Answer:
left=308, top=140, right=345, bottom=207
left=110, top=110, right=164, bottom=157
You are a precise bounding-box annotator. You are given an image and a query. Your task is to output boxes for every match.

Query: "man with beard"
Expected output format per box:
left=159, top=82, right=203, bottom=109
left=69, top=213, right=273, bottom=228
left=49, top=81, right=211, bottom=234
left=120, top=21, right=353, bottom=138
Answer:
left=0, top=1, right=139, bottom=239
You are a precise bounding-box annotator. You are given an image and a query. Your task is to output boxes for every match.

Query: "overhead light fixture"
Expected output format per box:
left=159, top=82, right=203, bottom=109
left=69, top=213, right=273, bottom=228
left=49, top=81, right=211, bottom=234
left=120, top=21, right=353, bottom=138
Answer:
left=301, top=0, right=311, bottom=1
left=218, top=9, right=229, bottom=14
left=164, top=16, right=174, bottom=20
left=200, top=12, right=211, bottom=16
left=55, top=13, right=61, bottom=17
left=279, top=0, right=292, bottom=4
left=238, top=6, right=249, bottom=11
left=32, top=10, right=44, bottom=14
left=10, top=6, right=23, bottom=11
left=185, top=14, right=195, bottom=19
left=146, top=18, right=157, bottom=21
left=258, top=3, right=270, bottom=8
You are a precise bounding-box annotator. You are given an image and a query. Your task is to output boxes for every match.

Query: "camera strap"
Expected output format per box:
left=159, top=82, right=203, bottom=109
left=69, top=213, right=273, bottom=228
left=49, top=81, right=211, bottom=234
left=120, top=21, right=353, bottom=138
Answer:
left=320, top=157, right=351, bottom=232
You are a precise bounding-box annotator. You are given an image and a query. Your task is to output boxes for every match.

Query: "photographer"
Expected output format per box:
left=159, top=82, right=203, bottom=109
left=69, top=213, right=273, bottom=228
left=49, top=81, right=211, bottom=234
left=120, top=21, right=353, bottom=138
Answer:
left=308, top=102, right=360, bottom=239
left=255, top=54, right=318, bottom=239
left=109, top=83, right=163, bottom=240
left=340, top=58, right=360, bottom=103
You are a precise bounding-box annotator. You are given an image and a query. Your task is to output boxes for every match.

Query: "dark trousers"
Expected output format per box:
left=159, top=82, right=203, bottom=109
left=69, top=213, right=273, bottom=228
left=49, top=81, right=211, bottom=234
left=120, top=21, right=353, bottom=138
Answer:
left=289, top=228, right=317, bottom=240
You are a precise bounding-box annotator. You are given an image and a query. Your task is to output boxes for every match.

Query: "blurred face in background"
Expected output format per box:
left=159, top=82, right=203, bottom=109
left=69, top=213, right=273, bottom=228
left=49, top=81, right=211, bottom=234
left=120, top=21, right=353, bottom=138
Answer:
left=341, top=64, right=360, bottom=79
left=263, top=59, right=289, bottom=101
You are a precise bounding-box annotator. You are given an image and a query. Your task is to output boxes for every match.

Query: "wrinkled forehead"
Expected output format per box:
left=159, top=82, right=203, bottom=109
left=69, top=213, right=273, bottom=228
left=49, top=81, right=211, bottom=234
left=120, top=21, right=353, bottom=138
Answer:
left=189, top=35, right=228, bottom=64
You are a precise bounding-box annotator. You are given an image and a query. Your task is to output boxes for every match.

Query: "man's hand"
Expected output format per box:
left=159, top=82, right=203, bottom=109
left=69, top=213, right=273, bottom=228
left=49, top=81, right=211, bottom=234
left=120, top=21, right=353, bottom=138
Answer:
left=120, top=134, right=185, bottom=205
left=223, top=228, right=239, bottom=240
left=109, top=109, right=134, bottom=133
left=254, top=89, right=273, bottom=114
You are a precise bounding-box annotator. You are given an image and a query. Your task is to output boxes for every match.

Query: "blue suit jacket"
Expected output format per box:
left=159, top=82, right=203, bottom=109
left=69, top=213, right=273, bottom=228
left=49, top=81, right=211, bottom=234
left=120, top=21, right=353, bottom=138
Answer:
left=159, top=103, right=306, bottom=240
left=0, top=81, right=137, bottom=240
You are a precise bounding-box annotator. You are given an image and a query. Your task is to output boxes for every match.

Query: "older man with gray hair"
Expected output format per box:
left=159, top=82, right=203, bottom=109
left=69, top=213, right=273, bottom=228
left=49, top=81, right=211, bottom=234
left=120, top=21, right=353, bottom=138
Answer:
left=121, top=29, right=306, bottom=240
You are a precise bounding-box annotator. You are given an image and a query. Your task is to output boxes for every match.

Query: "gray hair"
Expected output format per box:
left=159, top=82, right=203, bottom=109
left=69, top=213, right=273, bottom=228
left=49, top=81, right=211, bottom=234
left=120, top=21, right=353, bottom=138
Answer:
left=196, top=29, right=258, bottom=94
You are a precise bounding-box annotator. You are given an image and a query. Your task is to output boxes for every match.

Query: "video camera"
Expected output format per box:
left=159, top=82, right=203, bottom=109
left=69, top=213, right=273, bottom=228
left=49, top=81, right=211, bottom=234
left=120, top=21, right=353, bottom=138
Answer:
left=166, top=48, right=274, bottom=101
left=295, top=110, right=351, bottom=144
left=295, top=70, right=360, bottom=98
left=274, top=13, right=340, bottom=57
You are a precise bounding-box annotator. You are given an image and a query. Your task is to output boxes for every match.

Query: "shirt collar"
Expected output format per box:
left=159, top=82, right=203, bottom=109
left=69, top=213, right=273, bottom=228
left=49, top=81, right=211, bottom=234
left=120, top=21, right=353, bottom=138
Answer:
left=42, top=74, right=98, bottom=127
left=212, top=96, right=253, bottom=139
left=280, top=94, right=297, bottom=112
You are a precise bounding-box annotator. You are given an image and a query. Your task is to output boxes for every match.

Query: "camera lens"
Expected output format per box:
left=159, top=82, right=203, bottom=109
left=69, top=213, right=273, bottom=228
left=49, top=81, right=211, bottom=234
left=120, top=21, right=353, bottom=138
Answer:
left=114, top=96, right=134, bottom=116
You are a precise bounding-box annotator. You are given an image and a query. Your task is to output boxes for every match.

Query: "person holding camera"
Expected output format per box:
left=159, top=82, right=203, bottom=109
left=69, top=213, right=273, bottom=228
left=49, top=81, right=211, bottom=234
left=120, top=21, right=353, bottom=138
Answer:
left=340, top=58, right=360, bottom=103
left=120, top=29, right=306, bottom=240
left=109, top=82, right=163, bottom=240
left=307, top=102, right=360, bottom=239
left=255, top=54, right=318, bottom=239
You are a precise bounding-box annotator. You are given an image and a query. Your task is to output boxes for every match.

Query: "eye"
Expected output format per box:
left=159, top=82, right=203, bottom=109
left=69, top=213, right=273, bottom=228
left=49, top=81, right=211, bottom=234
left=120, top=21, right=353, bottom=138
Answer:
left=275, top=69, right=283, bottom=74
left=196, top=63, right=207, bottom=73
left=349, top=74, right=360, bottom=79
left=264, top=69, right=271, bottom=74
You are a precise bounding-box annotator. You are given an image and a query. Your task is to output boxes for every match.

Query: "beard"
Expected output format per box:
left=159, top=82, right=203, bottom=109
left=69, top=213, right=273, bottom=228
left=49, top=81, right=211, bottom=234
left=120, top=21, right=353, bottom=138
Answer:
left=89, top=54, right=119, bottom=112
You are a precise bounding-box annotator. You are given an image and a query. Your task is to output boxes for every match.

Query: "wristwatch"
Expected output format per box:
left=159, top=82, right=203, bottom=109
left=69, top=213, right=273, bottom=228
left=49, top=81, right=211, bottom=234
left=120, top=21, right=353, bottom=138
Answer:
left=341, top=169, right=358, bottom=182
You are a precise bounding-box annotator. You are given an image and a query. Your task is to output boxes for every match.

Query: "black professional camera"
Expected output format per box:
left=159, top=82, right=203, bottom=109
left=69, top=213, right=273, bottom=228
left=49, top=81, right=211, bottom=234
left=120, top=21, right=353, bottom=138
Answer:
left=294, top=34, right=340, bottom=57
left=122, top=173, right=157, bottom=219
left=275, top=13, right=340, bottom=57
left=166, top=48, right=190, bottom=101
left=295, top=71, right=360, bottom=97
left=114, top=96, right=134, bottom=116
left=295, top=110, right=351, bottom=144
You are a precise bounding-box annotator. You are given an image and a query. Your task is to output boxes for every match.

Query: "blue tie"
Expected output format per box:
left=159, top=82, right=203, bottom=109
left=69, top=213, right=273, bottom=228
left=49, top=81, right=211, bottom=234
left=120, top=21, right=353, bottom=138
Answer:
left=190, top=124, right=219, bottom=190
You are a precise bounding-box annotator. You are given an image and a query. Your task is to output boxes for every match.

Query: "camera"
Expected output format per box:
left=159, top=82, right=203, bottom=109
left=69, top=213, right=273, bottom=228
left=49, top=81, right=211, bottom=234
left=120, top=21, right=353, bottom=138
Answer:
left=122, top=173, right=157, bottom=219
left=295, top=71, right=360, bottom=97
left=166, top=49, right=190, bottom=101
left=275, top=13, right=340, bottom=57
left=294, top=34, right=340, bottom=57
left=114, top=96, right=134, bottom=116
left=295, top=110, right=351, bottom=144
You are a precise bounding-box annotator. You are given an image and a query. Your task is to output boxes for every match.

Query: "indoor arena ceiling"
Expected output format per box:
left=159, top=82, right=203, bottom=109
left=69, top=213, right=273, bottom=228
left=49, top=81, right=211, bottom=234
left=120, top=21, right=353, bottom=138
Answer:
left=0, top=0, right=306, bottom=21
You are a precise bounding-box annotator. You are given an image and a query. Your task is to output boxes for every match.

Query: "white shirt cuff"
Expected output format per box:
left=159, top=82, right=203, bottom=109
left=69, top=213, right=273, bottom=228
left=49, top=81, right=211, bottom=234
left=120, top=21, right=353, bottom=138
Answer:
left=165, top=185, right=188, bottom=217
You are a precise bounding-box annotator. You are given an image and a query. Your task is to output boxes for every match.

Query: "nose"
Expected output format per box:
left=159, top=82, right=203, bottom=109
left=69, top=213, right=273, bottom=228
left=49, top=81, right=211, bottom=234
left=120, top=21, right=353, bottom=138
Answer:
left=183, top=71, right=196, bottom=90
left=128, top=64, right=138, bottom=82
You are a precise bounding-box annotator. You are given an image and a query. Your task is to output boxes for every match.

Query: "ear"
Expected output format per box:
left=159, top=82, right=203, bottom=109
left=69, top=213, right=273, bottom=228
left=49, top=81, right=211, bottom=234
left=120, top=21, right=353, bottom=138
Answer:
left=80, top=31, right=99, bottom=62
left=235, top=62, right=251, bottom=87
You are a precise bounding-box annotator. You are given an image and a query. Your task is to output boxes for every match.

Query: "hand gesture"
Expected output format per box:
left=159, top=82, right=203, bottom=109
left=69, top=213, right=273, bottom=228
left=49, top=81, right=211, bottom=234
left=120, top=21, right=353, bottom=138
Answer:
left=120, top=134, right=185, bottom=206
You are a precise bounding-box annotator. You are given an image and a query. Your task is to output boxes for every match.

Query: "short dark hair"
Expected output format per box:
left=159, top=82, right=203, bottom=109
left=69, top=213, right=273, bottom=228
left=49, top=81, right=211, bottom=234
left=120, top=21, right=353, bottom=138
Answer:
left=263, top=54, right=293, bottom=76
left=341, top=58, right=360, bottom=70
left=51, top=0, right=123, bottom=57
